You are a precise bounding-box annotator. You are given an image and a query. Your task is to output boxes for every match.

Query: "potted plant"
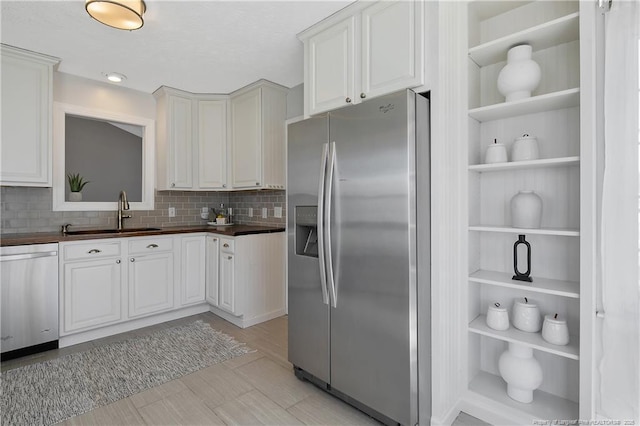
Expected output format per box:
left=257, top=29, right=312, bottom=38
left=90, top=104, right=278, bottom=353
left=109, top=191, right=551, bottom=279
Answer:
left=67, top=172, right=89, bottom=201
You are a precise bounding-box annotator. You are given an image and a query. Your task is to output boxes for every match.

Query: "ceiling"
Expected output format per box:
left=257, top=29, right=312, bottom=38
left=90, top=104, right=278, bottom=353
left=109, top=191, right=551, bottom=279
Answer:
left=1, top=0, right=352, bottom=94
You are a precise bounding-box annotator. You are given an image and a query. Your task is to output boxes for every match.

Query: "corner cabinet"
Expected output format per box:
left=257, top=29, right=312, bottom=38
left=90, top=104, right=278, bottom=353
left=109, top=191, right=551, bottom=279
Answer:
left=154, top=87, right=228, bottom=190
left=299, top=0, right=424, bottom=116
left=0, top=45, right=59, bottom=187
left=230, top=80, right=287, bottom=189
left=462, top=1, right=596, bottom=424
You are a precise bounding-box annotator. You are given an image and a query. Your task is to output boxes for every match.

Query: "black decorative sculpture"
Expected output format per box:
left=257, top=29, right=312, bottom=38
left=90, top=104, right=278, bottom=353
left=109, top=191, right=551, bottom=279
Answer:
left=512, top=234, right=533, bottom=282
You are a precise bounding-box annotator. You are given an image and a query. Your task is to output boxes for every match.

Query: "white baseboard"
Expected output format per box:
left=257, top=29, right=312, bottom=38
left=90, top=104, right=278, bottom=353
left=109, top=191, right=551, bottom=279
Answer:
left=59, top=304, right=210, bottom=348
left=208, top=306, right=286, bottom=329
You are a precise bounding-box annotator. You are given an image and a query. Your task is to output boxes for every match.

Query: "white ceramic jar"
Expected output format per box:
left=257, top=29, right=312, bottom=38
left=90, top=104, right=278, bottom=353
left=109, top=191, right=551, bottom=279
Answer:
left=511, top=190, right=542, bottom=229
left=542, top=314, right=570, bottom=346
left=486, top=302, right=510, bottom=331
left=511, top=134, right=539, bottom=162
left=512, top=297, right=542, bottom=332
left=498, top=342, right=543, bottom=403
left=485, top=143, right=508, bottom=164
left=497, top=44, right=541, bottom=102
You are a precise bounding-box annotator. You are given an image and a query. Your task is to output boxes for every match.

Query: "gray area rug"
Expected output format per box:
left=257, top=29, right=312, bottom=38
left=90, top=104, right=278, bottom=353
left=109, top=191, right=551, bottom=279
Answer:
left=1, top=320, right=251, bottom=426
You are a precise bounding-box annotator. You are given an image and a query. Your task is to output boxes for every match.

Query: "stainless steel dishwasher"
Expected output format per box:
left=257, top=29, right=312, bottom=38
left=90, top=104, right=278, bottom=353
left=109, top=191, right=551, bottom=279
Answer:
left=1, top=243, right=59, bottom=360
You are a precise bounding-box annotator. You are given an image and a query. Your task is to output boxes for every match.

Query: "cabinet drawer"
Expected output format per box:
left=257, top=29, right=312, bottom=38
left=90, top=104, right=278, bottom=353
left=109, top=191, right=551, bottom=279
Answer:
left=128, top=237, right=173, bottom=255
left=220, top=238, right=235, bottom=254
left=63, top=241, right=121, bottom=261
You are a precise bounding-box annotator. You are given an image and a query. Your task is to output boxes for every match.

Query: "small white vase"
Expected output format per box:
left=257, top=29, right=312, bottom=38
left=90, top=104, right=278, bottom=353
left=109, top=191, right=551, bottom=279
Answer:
left=511, top=190, right=542, bottom=229
left=499, top=342, right=543, bottom=403
left=511, top=134, right=539, bottom=162
left=497, top=44, right=541, bottom=102
left=69, top=192, right=82, bottom=202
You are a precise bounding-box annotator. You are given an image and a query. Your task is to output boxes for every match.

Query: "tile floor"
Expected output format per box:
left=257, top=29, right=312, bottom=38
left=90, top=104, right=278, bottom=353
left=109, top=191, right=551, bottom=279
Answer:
left=2, top=312, right=486, bottom=425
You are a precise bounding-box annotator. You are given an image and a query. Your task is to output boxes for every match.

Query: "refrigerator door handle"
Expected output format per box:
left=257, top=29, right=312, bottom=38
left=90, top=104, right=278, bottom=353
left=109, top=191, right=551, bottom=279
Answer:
left=317, top=142, right=330, bottom=305
left=325, top=141, right=337, bottom=308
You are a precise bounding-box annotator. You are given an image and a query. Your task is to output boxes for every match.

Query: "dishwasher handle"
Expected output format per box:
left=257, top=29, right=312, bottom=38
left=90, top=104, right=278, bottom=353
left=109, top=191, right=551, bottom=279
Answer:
left=0, top=251, right=58, bottom=262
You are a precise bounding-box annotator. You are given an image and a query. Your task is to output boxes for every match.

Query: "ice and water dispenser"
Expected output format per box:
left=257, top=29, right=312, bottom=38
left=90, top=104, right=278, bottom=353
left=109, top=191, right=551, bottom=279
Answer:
left=295, top=206, right=318, bottom=257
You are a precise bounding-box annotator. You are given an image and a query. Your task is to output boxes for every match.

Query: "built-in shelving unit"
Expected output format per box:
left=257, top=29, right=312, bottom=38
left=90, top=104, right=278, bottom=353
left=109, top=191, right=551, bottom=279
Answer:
left=463, top=0, right=594, bottom=423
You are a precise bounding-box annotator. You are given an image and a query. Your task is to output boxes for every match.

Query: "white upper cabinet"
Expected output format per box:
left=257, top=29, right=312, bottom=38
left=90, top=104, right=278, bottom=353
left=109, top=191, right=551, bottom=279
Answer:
left=305, top=16, right=357, bottom=115
left=300, top=0, right=424, bottom=116
left=154, top=87, right=228, bottom=190
left=0, top=45, right=58, bottom=187
left=198, top=99, right=228, bottom=189
left=230, top=80, right=287, bottom=190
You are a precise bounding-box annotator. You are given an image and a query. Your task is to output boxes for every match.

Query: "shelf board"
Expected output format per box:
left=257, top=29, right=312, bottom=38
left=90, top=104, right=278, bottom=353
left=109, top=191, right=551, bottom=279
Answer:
left=469, top=315, right=579, bottom=359
left=469, top=12, right=580, bottom=66
left=468, top=88, right=580, bottom=122
left=469, top=225, right=580, bottom=236
left=469, top=156, right=579, bottom=172
left=465, top=371, right=579, bottom=422
left=469, top=270, right=580, bottom=298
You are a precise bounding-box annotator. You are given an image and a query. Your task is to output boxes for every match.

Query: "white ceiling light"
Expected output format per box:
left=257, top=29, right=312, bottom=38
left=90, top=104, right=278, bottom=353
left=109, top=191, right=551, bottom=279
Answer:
left=85, top=0, right=146, bottom=31
left=104, top=72, right=127, bottom=83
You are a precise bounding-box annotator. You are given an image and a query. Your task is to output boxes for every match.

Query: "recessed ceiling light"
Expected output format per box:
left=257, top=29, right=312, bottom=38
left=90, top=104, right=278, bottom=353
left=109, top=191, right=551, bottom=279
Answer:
left=104, top=72, right=127, bottom=83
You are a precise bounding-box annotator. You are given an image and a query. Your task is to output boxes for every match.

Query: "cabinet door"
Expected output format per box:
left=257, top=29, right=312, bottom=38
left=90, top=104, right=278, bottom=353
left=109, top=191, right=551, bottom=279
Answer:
left=167, top=94, right=193, bottom=189
left=206, top=236, right=220, bottom=306
left=1, top=51, right=53, bottom=186
left=231, top=88, right=262, bottom=188
left=180, top=236, right=205, bottom=306
left=63, top=258, right=123, bottom=333
left=219, top=253, right=238, bottom=315
left=128, top=253, right=174, bottom=317
left=198, top=99, right=227, bottom=189
left=360, top=1, right=423, bottom=99
left=306, top=16, right=357, bottom=116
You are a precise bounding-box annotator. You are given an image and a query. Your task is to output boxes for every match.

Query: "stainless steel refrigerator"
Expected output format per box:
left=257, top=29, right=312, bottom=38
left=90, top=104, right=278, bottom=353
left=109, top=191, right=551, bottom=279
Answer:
left=287, top=89, right=431, bottom=426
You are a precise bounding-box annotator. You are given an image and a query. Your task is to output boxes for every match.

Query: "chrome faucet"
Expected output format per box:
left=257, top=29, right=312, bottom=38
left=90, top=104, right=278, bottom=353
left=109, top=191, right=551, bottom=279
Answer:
left=117, top=190, right=131, bottom=230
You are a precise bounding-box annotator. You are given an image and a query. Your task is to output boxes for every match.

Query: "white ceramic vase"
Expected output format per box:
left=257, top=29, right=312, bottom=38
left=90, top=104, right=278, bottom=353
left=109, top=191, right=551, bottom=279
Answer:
left=511, top=190, right=542, bottom=229
left=498, top=342, right=543, bottom=403
left=512, top=134, right=539, bottom=162
left=69, top=192, right=82, bottom=202
left=497, top=44, right=541, bottom=102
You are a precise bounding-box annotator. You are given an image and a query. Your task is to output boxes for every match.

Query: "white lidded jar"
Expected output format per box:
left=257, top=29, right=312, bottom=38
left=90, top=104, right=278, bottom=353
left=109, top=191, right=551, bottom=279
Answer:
left=497, top=44, right=541, bottom=102
left=511, top=133, right=539, bottom=162
left=498, top=342, right=543, bottom=403
left=542, top=314, right=570, bottom=346
left=486, top=302, right=510, bottom=331
left=484, top=139, right=508, bottom=164
left=511, top=190, right=543, bottom=229
left=512, top=297, right=542, bottom=332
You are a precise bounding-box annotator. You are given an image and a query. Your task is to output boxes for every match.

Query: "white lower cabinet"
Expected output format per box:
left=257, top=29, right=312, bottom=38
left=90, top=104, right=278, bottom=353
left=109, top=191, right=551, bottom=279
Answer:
left=207, top=232, right=286, bottom=328
left=62, top=257, right=123, bottom=333
left=128, top=252, right=174, bottom=318
left=180, top=235, right=206, bottom=306
left=219, top=251, right=237, bottom=315
left=205, top=235, right=220, bottom=306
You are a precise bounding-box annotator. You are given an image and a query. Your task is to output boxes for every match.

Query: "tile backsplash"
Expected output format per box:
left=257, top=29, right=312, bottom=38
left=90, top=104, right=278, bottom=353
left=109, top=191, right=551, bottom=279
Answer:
left=0, top=186, right=285, bottom=234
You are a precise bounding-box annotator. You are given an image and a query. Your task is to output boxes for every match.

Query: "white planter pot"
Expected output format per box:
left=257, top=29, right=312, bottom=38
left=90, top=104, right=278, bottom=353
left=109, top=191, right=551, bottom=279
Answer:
left=497, top=44, right=541, bottom=102
left=512, top=134, right=539, bottom=162
left=511, top=190, right=542, bottom=229
left=69, top=192, right=82, bottom=202
left=498, top=342, right=543, bottom=403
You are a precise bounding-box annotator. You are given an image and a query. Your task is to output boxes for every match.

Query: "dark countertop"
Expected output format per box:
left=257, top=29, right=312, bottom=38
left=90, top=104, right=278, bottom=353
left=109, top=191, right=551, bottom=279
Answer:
left=0, top=224, right=285, bottom=247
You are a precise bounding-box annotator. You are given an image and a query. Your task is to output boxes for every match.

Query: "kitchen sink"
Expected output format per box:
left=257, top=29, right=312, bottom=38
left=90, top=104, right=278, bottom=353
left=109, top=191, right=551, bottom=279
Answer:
left=64, top=227, right=162, bottom=235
